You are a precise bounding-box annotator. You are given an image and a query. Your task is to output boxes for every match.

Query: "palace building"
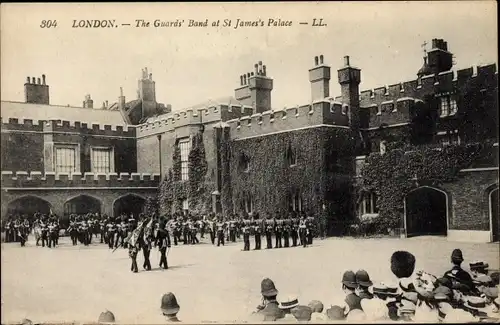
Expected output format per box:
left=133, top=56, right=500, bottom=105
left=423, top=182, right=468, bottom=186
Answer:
left=1, top=39, right=498, bottom=242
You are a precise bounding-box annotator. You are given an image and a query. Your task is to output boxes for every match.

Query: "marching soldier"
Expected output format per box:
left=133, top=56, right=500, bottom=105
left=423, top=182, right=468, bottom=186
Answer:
left=141, top=218, right=153, bottom=271
left=283, top=214, right=292, bottom=248
left=291, top=213, right=299, bottom=247
left=69, top=215, right=78, bottom=245
left=156, top=220, right=171, bottom=269
left=229, top=217, right=237, bottom=242
left=106, top=218, right=117, bottom=249
left=265, top=216, right=274, bottom=249
left=99, top=216, right=107, bottom=244
left=129, top=231, right=141, bottom=274
left=306, top=214, right=314, bottom=245
left=18, top=218, right=28, bottom=247
left=242, top=217, right=251, bottom=251
left=48, top=220, right=58, bottom=248
left=299, top=215, right=308, bottom=248
left=208, top=215, right=216, bottom=245
left=274, top=215, right=283, bottom=249
left=216, top=215, right=225, bottom=247
left=253, top=216, right=262, bottom=250
left=40, top=217, right=48, bottom=247
left=189, top=218, right=199, bottom=244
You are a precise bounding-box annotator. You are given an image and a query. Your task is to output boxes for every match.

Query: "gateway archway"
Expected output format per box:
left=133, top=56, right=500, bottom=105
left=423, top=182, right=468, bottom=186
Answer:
left=64, top=195, right=102, bottom=216
left=7, top=196, right=52, bottom=219
left=490, top=187, right=499, bottom=242
left=113, top=194, right=146, bottom=218
left=405, top=186, right=448, bottom=237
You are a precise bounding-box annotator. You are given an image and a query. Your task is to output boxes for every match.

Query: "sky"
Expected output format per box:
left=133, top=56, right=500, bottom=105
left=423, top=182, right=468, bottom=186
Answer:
left=1, top=2, right=497, bottom=112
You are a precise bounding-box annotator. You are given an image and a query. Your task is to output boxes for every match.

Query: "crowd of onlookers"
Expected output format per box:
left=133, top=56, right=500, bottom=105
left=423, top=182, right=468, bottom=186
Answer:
left=14, top=248, right=498, bottom=324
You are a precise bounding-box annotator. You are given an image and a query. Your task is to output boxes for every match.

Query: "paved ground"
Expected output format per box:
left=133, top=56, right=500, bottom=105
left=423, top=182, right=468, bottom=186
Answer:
left=1, top=235, right=498, bottom=323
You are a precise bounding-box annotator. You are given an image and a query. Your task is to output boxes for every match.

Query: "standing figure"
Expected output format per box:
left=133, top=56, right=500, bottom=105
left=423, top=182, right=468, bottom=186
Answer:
left=68, top=216, right=77, bottom=245
left=106, top=219, right=117, bottom=249
left=156, top=221, right=171, bottom=269
left=283, top=214, right=291, bottom=248
left=291, top=214, right=299, bottom=247
left=18, top=219, right=27, bottom=247
left=229, top=218, right=237, bottom=242
left=48, top=221, right=58, bottom=248
left=253, top=217, right=262, bottom=250
left=307, top=214, right=314, bottom=245
left=5, top=219, right=12, bottom=243
left=265, top=217, right=273, bottom=249
left=99, top=217, right=106, bottom=244
left=182, top=218, right=189, bottom=245
left=242, top=218, right=251, bottom=251
left=33, top=217, right=41, bottom=246
left=274, top=216, right=283, bottom=249
left=189, top=218, right=199, bottom=244
left=208, top=216, right=216, bottom=245
left=40, top=218, right=48, bottom=247
left=129, top=238, right=140, bottom=274
left=216, top=216, right=225, bottom=247
left=299, top=215, right=308, bottom=248
left=141, top=218, right=153, bottom=271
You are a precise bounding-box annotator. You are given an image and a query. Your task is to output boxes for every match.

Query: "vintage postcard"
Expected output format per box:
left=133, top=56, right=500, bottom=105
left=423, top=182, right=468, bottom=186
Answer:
left=1, top=2, right=498, bottom=324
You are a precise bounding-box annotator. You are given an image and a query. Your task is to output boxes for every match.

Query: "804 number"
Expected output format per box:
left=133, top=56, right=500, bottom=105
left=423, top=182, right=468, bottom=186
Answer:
left=40, top=20, right=58, bottom=28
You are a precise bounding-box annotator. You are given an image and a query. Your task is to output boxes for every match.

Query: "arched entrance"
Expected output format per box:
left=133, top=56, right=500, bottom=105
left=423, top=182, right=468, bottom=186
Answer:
left=7, top=196, right=52, bottom=219
left=405, top=186, right=448, bottom=237
left=490, top=188, right=499, bottom=242
left=64, top=195, right=101, bottom=216
left=113, top=194, right=146, bottom=218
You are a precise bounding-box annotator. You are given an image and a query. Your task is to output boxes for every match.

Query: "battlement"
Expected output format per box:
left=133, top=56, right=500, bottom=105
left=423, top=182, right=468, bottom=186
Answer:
left=136, top=104, right=253, bottom=138
left=1, top=171, right=160, bottom=188
left=226, top=99, right=350, bottom=139
left=359, top=63, right=498, bottom=123
left=360, top=97, right=416, bottom=129
left=1, top=118, right=136, bottom=137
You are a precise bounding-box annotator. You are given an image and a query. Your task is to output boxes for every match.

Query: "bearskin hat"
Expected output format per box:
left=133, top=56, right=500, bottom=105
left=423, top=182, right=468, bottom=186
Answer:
left=390, top=251, right=416, bottom=278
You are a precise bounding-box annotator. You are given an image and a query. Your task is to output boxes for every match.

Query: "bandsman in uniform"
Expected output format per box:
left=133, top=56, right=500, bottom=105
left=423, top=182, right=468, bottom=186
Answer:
left=253, top=214, right=262, bottom=250
left=216, top=215, right=226, bottom=247
left=69, top=215, right=78, bottom=245
left=291, top=213, right=299, bottom=247
left=299, top=215, right=308, bottom=248
left=156, top=220, right=171, bottom=269
left=306, top=213, right=315, bottom=245
left=99, top=216, right=107, bottom=244
left=265, top=215, right=274, bottom=249
left=274, top=215, right=283, bottom=249
left=141, top=217, right=153, bottom=271
left=18, top=218, right=28, bottom=247
left=283, top=214, right=292, bottom=248
left=13, top=219, right=20, bottom=242
left=207, top=214, right=216, bottom=245
left=128, top=226, right=141, bottom=274
left=106, top=218, right=117, bottom=249
left=242, top=217, right=251, bottom=251
left=48, top=219, right=58, bottom=248
left=33, top=215, right=42, bottom=246
left=229, top=217, right=237, bottom=242
left=40, top=217, right=49, bottom=247
left=5, top=219, right=12, bottom=243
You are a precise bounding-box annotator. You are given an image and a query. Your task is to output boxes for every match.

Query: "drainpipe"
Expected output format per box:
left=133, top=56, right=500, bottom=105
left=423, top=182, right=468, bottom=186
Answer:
left=157, top=134, right=162, bottom=180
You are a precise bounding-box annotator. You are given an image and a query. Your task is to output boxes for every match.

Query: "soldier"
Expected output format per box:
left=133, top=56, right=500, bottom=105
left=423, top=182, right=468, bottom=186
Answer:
left=33, top=215, right=41, bottom=246
left=265, top=215, right=274, bottom=249
left=156, top=220, right=171, bottom=269
left=283, top=214, right=292, bottom=248
left=207, top=214, right=216, bottom=245
left=141, top=218, right=153, bottom=271
left=99, top=216, right=107, bottom=244
left=197, top=217, right=205, bottom=239
left=129, top=234, right=140, bottom=274
left=189, top=218, right=199, bottom=244
left=307, top=213, right=315, bottom=245
left=106, top=218, right=117, bottom=249
left=274, top=215, right=283, bottom=249
left=291, top=213, right=299, bottom=247
left=18, top=218, right=27, bottom=247
left=229, top=217, right=237, bottom=242
left=5, top=218, right=12, bottom=243
left=299, top=215, right=308, bottom=248
left=182, top=217, right=189, bottom=245
left=253, top=215, right=262, bottom=250
left=48, top=219, right=58, bottom=248
left=40, top=217, right=48, bottom=247
left=69, top=215, right=78, bottom=245
left=242, top=217, right=251, bottom=251
left=216, top=215, right=225, bottom=247
left=13, top=218, right=20, bottom=242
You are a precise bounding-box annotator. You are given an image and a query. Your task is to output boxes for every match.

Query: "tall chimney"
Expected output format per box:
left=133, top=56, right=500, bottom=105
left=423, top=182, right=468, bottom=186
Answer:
left=25, top=75, right=49, bottom=105
left=118, top=87, right=126, bottom=110
left=427, top=38, right=453, bottom=74
left=338, top=55, right=362, bottom=150
left=309, top=55, right=331, bottom=101
left=248, top=61, right=273, bottom=113
left=83, top=94, right=94, bottom=108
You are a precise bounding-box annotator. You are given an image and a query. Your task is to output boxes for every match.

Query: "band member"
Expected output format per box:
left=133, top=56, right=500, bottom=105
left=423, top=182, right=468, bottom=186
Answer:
left=129, top=237, right=140, bottom=274
left=40, top=218, right=48, bottom=247
left=291, top=214, right=299, bottom=247
left=18, top=219, right=27, bottom=247
left=265, top=216, right=274, bottom=249
left=283, top=214, right=291, bottom=248
left=141, top=218, right=153, bottom=271
left=33, top=217, right=41, bottom=246
left=69, top=216, right=78, bottom=245
left=182, top=218, right=189, bottom=245
left=48, top=220, right=58, bottom=248
left=188, top=218, right=199, bottom=244
left=299, top=215, right=308, bottom=248
left=253, top=217, right=262, bottom=250
left=99, top=217, right=107, bottom=244
left=106, top=218, right=117, bottom=249
left=156, top=221, right=171, bottom=269
left=216, top=216, right=225, bottom=247
left=198, top=218, right=206, bottom=239
left=274, top=216, right=283, bottom=249
left=242, top=218, right=251, bottom=251
left=306, top=214, right=314, bottom=245
left=229, top=218, right=237, bottom=242
left=208, top=216, right=216, bottom=245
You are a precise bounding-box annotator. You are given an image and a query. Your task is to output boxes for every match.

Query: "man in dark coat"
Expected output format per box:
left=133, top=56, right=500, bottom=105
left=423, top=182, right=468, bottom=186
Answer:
left=156, top=221, right=171, bottom=269
left=252, top=278, right=285, bottom=321
left=443, top=248, right=477, bottom=295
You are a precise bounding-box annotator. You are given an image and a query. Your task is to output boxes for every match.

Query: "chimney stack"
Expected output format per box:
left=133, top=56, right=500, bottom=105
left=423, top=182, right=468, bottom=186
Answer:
left=338, top=55, right=362, bottom=149
left=235, top=61, right=273, bottom=113
left=24, top=74, right=49, bottom=105
left=83, top=94, right=94, bottom=108
left=427, top=38, right=453, bottom=74
left=344, top=56, right=350, bottom=67
left=309, top=55, right=331, bottom=101
left=118, top=87, right=126, bottom=110
left=138, top=67, right=157, bottom=120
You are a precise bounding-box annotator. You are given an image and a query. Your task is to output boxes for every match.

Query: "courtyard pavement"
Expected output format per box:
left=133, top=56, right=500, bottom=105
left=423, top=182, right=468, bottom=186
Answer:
left=1, top=235, right=498, bottom=323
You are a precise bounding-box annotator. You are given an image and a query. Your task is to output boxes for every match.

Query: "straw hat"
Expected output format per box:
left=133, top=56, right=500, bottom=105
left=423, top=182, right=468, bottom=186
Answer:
left=279, top=296, right=300, bottom=310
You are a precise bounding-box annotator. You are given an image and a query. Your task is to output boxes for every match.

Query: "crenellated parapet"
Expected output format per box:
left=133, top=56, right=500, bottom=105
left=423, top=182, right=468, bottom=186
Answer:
left=359, top=63, right=497, bottom=108
left=1, top=171, right=161, bottom=188
left=136, top=104, right=253, bottom=138
left=226, top=99, right=350, bottom=139
left=1, top=118, right=136, bottom=138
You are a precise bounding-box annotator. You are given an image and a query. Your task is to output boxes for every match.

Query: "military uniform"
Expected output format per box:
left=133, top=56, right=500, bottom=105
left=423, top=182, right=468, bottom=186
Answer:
left=156, top=223, right=172, bottom=269
left=40, top=220, right=48, bottom=247
left=265, top=219, right=274, bottom=249
left=208, top=219, right=216, bottom=245
left=242, top=220, right=251, bottom=251
left=253, top=219, right=262, bottom=250
left=229, top=220, right=237, bottom=242
left=299, top=217, right=308, bottom=248
left=283, top=217, right=291, bottom=248
left=69, top=219, right=78, bottom=245
left=274, top=218, right=283, bottom=249
left=291, top=217, right=299, bottom=247
left=307, top=216, right=315, bottom=245
left=216, top=219, right=225, bottom=246
left=106, top=220, right=117, bottom=249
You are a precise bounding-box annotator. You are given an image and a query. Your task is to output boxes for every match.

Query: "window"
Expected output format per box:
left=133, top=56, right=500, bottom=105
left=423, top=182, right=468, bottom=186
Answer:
left=239, top=154, right=250, bottom=173
left=182, top=198, right=189, bottom=211
left=439, top=95, right=458, bottom=117
left=91, top=147, right=113, bottom=173
left=178, top=138, right=191, bottom=181
left=64, top=203, right=77, bottom=215
left=55, top=146, right=77, bottom=173
left=440, top=130, right=460, bottom=146
left=360, top=192, right=378, bottom=215
left=286, top=144, right=297, bottom=167
left=380, top=141, right=387, bottom=155
left=291, top=192, right=303, bottom=212
left=342, top=104, right=349, bottom=115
